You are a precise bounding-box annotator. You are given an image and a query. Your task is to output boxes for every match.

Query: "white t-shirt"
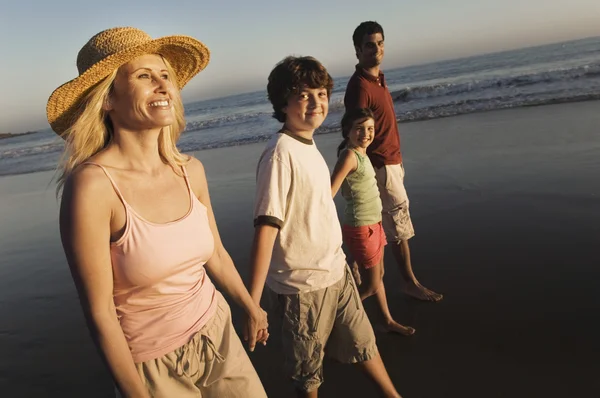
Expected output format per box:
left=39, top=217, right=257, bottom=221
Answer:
left=254, top=131, right=346, bottom=294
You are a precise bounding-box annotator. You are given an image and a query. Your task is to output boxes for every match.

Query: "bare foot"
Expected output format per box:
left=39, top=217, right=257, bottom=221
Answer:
left=402, top=281, right=443, bottom=302
left=378, top=320, right=416, bottom=336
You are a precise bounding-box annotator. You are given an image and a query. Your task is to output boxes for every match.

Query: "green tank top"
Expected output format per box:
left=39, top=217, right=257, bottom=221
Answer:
left=340, top=149, right=383, bottom=227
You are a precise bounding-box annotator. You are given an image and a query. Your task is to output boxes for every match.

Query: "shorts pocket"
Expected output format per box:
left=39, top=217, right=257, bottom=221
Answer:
left=279, top=290, right=327, bottom=340
left=279, top=294, right=302, bottom=335
left=285, top=338, right=324, bottom=391
left=391, top=202, right=411, bottom=225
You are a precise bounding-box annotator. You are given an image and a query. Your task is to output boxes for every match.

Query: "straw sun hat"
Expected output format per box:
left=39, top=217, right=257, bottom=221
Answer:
left=46, top=26, right=210, bottom=135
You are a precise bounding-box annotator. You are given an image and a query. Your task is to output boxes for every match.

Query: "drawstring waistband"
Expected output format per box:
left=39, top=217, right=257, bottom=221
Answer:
left=200, top=334, right=225, bottom=363
left=175, top=331, right=225, bottom=378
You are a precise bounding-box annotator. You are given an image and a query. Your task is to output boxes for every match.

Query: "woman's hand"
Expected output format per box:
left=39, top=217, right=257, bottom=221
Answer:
left=243, top=305, right=269, bottom=352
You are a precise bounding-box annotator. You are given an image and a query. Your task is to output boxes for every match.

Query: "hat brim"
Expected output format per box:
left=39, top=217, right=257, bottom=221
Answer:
left=47, top=35, right=209, bottom=135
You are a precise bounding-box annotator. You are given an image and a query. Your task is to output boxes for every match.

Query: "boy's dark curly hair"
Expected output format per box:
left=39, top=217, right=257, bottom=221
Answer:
left=267, top=56, right=334, bottom=123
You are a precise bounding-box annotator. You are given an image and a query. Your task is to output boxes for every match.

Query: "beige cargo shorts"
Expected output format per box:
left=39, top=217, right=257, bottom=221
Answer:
left=375, top=163, right=415, bottom=243
left=115, top=291, right=266, bottom=398
left=276, top=266, right=378, bottom=392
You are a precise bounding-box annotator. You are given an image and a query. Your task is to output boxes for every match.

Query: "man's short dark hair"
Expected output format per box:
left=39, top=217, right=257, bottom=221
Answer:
left=352, top=21, right=385, bottom=48
left=267, top=56, right=334, bottom=123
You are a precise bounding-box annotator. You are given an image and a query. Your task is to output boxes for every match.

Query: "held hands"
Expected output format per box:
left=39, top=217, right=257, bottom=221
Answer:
left=243, top=305, right=269, bottom=352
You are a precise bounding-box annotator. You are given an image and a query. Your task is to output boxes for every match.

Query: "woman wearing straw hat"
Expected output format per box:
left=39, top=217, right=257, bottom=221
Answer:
left=49, top=27, right=268, bottom=397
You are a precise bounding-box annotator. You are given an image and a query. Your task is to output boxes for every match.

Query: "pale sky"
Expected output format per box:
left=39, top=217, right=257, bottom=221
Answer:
left=1, top=0, right=599, bottom=133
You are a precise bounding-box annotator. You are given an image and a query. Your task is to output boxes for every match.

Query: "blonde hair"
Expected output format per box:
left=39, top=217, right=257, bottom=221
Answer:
left=56, top=56, right=188, bottom=194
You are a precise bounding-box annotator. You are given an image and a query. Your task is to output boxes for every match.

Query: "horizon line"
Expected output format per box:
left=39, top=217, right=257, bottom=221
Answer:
left=5, top=34, right=600, bottom=136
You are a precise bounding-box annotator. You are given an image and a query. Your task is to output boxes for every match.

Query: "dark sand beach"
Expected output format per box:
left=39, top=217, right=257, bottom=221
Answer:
left=1, top=101, right=599, bottom=397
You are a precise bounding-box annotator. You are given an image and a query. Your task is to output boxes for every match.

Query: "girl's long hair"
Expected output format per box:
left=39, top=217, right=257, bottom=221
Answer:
left=337, top=107, right=375, bottom=156
left=56, top=57, right=187, bottom=195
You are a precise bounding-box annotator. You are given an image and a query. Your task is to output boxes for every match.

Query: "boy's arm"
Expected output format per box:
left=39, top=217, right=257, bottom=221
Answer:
left=244, top=149, right=289, bottom=343
left=249, top=151, right=291, bottom=302
left=243, top=223, right=278, bottom=350
left=331, top=149, right=358, bottom=197
left=248, top=224, right=279, bottom=303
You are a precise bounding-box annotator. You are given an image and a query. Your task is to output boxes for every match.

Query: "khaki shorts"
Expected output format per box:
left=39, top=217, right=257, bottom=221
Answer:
left=375, top=163, right=415, bottom=243
left=276, top=266, right=378, bottom=392
left=116, top=291, right=266, bottom=398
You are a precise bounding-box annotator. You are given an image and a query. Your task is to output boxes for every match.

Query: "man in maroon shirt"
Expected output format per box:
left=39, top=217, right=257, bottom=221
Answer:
left=344, top=21, right=442, bottom=302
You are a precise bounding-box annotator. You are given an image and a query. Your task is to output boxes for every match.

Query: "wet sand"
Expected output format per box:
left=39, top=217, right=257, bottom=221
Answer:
left=1, top=101, right=599, bottom=397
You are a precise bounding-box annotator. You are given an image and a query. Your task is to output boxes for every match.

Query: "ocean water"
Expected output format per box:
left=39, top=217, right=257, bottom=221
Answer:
left=2, top=36, right=600, bottom=177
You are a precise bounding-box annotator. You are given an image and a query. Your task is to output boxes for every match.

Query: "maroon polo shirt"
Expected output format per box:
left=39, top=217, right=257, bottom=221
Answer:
left=344, top=65, right=402, bottom=169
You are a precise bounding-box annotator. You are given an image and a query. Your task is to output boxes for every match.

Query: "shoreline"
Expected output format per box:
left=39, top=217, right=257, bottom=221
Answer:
left=393, top=95, right=600, bottom=123
left=3, top=99, right=600, bottom=180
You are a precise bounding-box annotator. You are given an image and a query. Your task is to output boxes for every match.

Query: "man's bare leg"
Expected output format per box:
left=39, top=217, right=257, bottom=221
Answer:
left=296, top=388, right=318, bottom=398
left=355, top=352, right=402, bottom=398
left=390, top=239, right=443, bottom=302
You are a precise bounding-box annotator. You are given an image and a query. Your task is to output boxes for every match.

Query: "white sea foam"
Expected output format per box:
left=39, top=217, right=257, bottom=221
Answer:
left=2, top=37, right=600, bottom=177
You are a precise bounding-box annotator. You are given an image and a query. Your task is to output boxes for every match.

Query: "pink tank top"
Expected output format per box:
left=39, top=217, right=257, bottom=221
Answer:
left=85, top=163, right=218, bottom=363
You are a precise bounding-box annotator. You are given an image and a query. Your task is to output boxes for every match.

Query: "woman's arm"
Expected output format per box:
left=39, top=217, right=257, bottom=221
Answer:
left=331, top=149, right=358, bottom=197
left=187, top=158, right=268, bottom=351
left=60, top=167, right=149, bottom=398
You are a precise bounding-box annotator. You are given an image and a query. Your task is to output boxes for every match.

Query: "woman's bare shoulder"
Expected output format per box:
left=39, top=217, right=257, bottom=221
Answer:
left=183, top=156, right=207, bottom=184
left=61, top=163, right=115, bottom=206
left=184, top=155, right=204, bottom=171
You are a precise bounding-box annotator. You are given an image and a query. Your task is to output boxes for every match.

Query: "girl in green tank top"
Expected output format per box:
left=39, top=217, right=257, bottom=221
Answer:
left=331, top=108, right=415, bottom=336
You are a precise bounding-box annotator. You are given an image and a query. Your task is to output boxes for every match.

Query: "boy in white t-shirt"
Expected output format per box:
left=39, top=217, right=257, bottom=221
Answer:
left=246, top=56, right=401, bottom=398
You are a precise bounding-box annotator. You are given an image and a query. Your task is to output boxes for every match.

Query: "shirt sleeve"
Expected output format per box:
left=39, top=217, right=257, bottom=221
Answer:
left=253, top=152, right=291, bottom=229
left=344, top=80, right=370, bottom=111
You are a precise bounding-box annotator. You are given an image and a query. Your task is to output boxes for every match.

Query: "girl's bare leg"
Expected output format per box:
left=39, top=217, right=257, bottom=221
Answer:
left=360, top=254, right=415, bottom=336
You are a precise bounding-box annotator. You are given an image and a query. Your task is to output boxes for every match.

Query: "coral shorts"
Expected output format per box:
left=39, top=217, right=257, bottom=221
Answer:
left=342, top=222, right=387, bottom=269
